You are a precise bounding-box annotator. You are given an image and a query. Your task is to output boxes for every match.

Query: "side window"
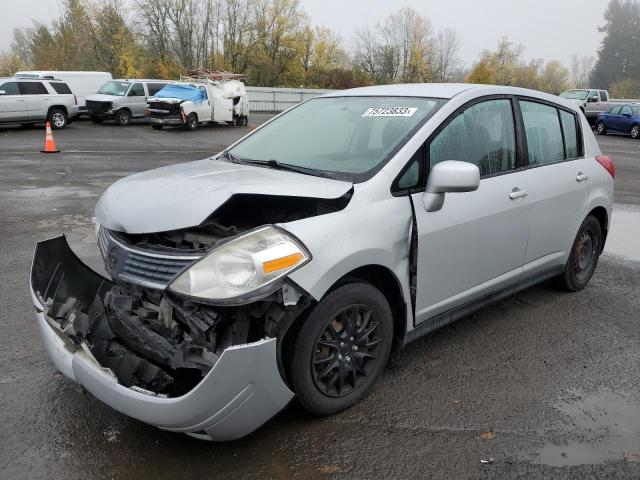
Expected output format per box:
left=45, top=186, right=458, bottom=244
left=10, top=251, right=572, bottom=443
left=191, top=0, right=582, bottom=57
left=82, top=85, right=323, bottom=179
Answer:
left=609, top=106, right=622, bottom=115
left=621, top=106, right=633, bottom=116
left=19, top=82, right=48, bottom=95
left=198, top=86, right=208, bottom=100
left=599, top=91, right=609, bottom=102
left=429, top=99, right=516, bottom=176
left=396, top=144, right=426, bottom=191
left=0, top=82, right=20, bottom=95
left=520, top=101, right=565, bottom=166
left=589, top=90, right=599, bottom=102
left=49, top=82, right=72, bottom=94
left=147, top=83, right=166, bottom=96
left=129, top=83, right=145, bottom=96
left=559, top=110, right=579, bottom=159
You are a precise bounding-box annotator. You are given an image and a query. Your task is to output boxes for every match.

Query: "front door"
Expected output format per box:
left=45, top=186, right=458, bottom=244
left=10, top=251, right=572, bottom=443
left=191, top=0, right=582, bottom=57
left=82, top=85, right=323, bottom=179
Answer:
left=0, top=82, right=25, bottom=121
left=412, top=98, right=530, bottom=323
left=126, top=82, right=146, bottom=116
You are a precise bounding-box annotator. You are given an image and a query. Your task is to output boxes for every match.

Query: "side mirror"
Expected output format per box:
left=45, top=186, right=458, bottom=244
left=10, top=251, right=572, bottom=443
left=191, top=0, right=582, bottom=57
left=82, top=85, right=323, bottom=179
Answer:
left=422, top=160, right=480, bottom=212
left=0, top=90, right=6, bottom=95
left=623, top=112, right=631, bottom=118
left=589, top=96, right=599, bottom=103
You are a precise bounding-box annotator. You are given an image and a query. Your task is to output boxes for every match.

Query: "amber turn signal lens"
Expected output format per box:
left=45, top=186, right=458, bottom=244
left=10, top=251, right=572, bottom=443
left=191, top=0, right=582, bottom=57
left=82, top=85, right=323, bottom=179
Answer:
left=262, top=252, right=304, bottom=274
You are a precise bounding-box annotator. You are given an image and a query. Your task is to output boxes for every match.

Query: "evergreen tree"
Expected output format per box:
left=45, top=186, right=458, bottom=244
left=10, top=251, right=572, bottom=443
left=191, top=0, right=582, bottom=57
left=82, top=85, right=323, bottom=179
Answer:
left=591, top=0, right=640, bottom=88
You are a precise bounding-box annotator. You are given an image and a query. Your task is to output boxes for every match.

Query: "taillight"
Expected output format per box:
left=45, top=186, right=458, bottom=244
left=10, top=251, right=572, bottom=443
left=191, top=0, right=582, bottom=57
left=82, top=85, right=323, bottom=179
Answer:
left=596, top=155, right=615, bottom=179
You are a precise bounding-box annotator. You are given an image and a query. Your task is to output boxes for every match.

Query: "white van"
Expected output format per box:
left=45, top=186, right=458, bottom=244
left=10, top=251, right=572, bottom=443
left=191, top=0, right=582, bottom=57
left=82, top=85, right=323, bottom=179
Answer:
left=14, top=71, right=112, bottom=113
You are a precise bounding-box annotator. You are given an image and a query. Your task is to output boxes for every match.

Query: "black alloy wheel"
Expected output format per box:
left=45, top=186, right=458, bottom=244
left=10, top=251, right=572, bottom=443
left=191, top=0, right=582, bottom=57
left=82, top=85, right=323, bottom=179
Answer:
left=289, top=282, right=393, bottom=415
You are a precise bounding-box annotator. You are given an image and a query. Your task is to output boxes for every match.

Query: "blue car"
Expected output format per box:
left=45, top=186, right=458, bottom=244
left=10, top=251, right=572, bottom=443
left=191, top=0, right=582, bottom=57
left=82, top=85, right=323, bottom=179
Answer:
left=595, top=103, right=640, bottom=139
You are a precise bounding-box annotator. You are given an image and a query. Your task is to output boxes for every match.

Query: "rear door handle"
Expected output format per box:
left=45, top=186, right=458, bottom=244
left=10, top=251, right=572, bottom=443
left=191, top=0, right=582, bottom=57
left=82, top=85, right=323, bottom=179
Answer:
left=576, top=172, right=589, bottom=182
left=509, top=187, right=528, bottom=199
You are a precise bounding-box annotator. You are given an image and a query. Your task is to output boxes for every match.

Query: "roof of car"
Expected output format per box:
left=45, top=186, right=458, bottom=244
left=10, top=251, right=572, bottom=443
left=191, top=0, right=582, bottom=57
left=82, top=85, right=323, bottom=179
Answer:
left=1, top=77, right=65, bottom=82
left=321, top=83, right=476, bottom=99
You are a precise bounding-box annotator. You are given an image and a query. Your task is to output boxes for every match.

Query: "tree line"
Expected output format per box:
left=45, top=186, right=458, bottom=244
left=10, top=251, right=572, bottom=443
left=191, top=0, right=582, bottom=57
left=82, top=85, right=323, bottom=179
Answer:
left=1, top=0, right=639, bottom=97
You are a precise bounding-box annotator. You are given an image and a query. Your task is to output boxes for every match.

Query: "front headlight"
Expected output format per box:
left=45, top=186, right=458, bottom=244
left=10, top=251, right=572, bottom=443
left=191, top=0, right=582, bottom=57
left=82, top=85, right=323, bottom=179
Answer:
left=169, top=226, right=310, bottom=301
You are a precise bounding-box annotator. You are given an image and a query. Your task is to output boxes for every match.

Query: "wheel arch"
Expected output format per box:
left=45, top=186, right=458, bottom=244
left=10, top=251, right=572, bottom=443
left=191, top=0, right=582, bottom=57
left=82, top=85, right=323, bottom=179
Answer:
left=588, top=205, right=609, bottom=252
left=47, top=105, right=68, bottom=116
left=282, top=264, right=407, bottom=360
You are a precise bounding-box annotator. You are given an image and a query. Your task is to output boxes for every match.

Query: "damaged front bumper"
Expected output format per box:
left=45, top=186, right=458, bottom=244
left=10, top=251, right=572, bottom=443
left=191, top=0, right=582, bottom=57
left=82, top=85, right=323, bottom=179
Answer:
left=30, top=236, right=294, bottom=441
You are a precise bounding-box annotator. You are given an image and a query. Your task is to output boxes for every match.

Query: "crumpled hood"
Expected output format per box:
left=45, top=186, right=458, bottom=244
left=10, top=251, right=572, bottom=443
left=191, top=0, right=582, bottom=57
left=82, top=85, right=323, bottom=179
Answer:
left=86, top=93, right=121, bottom=103
left=95, top=158, right=353, bottom=233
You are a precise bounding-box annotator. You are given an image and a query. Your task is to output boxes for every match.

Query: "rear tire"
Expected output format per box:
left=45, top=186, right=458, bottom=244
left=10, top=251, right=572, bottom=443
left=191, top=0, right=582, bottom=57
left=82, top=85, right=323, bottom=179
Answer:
left=47, top=108, right=68, bottom=129
left=631, top=124, right=640, bottom=139
left=555, top=215, right=602, bottom=292
left=596, top=121, right=606, bottom=135
left=185, top=113, right=198, bottom=131
left=289, top=282, right=393, bottom=415
left=115, top=109, right=131, bottom=126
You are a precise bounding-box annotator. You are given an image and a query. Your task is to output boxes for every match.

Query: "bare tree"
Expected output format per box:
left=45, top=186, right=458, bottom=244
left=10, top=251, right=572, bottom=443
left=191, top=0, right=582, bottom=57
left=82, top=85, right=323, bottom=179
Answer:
left=353, top=26, right=379, bottom=78
left=570, top=54, right=595, bottom=88
left=432, top=28, right=461, bottom=82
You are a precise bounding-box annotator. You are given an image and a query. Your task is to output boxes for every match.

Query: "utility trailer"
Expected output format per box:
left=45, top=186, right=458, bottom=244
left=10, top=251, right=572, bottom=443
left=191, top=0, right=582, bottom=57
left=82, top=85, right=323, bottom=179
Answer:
left=146, top=74, right=249, bottom=130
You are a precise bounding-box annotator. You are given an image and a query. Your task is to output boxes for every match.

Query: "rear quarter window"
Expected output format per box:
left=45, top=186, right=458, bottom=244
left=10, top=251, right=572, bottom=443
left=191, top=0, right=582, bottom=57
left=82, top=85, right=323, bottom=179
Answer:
left=147, top=83, right=167, bottom=96
left=559, top=110, right=579, bottom=159
left=49, top=82, right=72, bottom=94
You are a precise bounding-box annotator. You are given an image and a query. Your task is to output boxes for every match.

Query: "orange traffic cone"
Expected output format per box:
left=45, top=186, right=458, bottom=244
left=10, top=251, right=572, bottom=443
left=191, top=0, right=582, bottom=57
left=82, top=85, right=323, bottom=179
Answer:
left=41, top=122, right=60, bottom=153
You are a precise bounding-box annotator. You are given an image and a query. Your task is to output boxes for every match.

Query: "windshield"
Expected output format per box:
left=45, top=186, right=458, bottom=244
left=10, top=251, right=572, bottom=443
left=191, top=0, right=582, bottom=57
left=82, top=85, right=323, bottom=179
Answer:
left=228, top=96, right=443, bottom=181
left=560, top=90, right=589, bottom=100
left=97, top=81, right=131, bottom=96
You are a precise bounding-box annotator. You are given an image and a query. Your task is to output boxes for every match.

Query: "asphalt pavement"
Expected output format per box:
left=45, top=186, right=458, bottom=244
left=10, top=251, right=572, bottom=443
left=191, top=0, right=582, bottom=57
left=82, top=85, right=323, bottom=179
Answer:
left=0, top=118, right=639, bottom=479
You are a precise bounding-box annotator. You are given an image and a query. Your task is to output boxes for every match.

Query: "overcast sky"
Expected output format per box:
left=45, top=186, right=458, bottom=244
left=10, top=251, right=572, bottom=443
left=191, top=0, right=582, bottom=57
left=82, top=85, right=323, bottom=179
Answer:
left=2, top=0, right=608, bottom=67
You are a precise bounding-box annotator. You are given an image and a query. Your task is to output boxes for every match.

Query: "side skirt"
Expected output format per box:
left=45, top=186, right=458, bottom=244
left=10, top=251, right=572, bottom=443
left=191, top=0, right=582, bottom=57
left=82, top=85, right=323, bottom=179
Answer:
left=403, top=265, right=564, bottom=346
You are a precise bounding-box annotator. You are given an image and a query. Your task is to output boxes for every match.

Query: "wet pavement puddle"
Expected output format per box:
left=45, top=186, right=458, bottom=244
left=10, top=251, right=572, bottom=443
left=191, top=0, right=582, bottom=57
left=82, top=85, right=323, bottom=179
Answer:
left=605, top=204, right=640, bottom=262
left=537, top=389, right=640, bottom=466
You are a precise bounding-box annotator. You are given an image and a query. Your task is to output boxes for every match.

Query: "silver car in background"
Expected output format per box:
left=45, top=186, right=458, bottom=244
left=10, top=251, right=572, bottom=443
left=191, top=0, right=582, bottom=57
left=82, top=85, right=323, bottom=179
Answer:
left=30, top=84, right=614, bottom=441
left=86, top=79, right=168, bottom=126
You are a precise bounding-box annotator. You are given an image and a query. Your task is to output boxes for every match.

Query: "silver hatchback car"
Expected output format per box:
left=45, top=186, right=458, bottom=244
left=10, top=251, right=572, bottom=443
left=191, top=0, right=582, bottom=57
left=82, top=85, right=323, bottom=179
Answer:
left=31, top=84, right=614, bottom=441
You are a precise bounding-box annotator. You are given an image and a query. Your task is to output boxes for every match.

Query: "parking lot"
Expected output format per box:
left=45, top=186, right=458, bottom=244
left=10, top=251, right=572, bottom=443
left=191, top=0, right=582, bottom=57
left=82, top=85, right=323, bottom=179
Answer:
left=1, top=118, right=639, bottom=479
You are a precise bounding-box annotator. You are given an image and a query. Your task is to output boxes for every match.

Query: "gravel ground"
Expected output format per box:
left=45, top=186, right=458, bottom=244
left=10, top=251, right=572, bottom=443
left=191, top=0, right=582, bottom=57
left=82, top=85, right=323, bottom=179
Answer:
left=0, top=118, right=639, bottom=479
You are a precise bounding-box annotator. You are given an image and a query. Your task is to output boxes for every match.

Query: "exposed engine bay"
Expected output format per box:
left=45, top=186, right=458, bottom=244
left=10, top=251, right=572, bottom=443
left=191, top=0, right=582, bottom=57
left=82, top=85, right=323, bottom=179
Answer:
left=32, top=193, right=350, bottom=397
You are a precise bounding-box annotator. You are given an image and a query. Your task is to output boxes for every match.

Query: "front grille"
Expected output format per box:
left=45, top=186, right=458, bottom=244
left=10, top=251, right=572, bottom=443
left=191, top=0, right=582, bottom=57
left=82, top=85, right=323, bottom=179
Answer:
left=99, top=227, right=199, bottom=289
left=122, top=252, right=193, bottom=284
left=86, top=100, right=112, bottom=113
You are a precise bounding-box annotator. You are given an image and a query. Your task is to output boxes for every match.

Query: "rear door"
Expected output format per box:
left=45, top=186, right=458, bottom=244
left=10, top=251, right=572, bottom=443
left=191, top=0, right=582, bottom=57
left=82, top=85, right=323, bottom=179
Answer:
left=411, top=97, right=530, bottom=322
left=519, top=100, right=590, bottom=276
left=0, top=81, right=25, bottom=121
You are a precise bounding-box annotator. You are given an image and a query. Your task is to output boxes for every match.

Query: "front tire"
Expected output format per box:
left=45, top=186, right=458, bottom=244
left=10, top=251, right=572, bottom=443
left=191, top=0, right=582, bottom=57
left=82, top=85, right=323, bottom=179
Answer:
left=185, top=113, right=198, bottom=131
left=115, top=109, right=131, bottom=126
left=289, top=282, right=393, bottom=415
left=48, top=108, right=68, bottom=129
left=631, top=124, right=640, bottom=139
left=596, top=121, right=607, bottom=135
left=555, top=215, right=602, bottom=291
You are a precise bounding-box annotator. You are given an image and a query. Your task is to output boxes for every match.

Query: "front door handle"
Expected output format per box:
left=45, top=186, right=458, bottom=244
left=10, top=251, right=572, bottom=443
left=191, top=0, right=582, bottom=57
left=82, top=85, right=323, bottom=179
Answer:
left=576, top=172, right=589, bottom=182
left=509, top=187, right=528, bottom=200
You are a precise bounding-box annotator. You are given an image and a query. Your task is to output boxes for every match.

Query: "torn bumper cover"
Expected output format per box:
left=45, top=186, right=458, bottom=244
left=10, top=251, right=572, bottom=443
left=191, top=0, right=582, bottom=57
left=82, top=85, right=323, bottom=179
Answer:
left=30, top=236, right=294, bottom=441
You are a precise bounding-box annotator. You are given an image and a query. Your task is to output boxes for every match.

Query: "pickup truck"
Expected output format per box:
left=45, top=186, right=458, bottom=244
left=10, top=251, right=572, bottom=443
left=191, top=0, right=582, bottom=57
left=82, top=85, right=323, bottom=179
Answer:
left=559, top=89, right=610, bottom=124
left=145, top=80, right=249, bottom=130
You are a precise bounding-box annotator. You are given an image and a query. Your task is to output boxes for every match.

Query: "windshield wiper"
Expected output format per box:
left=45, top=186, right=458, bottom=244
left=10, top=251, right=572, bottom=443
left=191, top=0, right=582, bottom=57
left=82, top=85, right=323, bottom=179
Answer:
left=245, top=158, right=334, bottom=177
left=220, top=151, right=335, bottom=178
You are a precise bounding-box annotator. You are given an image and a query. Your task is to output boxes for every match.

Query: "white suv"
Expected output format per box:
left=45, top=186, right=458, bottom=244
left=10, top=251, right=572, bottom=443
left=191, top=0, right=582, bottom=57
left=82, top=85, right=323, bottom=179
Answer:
left=0, top=77, right=78, bottom=129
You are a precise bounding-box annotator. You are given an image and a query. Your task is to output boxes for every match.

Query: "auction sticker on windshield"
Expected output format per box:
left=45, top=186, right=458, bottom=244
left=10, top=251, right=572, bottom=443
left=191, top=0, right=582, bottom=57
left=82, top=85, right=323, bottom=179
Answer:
left=362, top=107, right=418, bottom=117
